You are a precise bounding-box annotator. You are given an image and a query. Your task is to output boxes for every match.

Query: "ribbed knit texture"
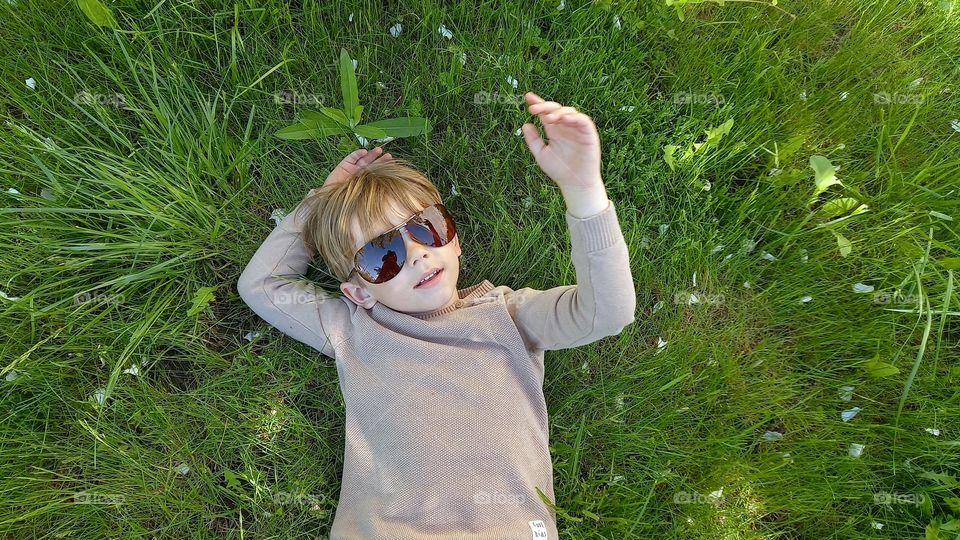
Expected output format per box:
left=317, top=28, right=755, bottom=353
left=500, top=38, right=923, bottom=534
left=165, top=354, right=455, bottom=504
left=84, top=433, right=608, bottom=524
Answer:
left=237, top=196, right=636, bottom=540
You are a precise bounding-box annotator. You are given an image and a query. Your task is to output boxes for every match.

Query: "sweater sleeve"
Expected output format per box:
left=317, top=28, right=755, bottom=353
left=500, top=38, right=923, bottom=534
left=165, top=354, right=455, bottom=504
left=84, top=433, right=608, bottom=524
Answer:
left=502, top=198, right=636, bottom=351
left=236, top=196, right=353, bottom=360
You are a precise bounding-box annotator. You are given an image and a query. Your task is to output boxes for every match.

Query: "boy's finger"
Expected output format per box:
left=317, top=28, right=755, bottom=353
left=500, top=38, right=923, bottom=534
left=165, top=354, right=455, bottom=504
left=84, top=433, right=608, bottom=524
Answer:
left=524, top=91, right=545, bottom=105
left=521, top=122, right=545, bottom=156
left=543, top=106, right=577, bottom=123
left=528, top=101, right=562, bottom=115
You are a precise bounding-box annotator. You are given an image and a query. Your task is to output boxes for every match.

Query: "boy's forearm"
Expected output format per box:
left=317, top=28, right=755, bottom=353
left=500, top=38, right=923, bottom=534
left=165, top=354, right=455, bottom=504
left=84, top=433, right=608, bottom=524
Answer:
left=560, top=179, right=609, bottom=219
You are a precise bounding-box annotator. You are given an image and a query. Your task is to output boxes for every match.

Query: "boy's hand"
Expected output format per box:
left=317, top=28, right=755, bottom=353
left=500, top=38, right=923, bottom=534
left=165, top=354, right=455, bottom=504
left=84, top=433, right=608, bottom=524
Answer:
left=322, top=146, right=393, bottom=189
left=521, top=92, right=602, bottom=193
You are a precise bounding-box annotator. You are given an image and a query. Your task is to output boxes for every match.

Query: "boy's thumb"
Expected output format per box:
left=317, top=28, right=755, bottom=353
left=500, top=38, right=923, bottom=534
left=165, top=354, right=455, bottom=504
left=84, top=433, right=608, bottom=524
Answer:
left=521, top=123, right=545, bottom=156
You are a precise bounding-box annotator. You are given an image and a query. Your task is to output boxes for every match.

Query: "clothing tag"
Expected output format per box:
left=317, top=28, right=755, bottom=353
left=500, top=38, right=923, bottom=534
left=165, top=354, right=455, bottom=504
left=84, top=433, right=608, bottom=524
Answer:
left=529, top=520, right=548, bottom=539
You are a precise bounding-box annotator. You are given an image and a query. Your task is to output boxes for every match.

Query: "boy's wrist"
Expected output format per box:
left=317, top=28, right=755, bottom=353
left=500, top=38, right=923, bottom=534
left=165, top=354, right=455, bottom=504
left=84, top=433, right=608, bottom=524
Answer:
left=562, top=184, right=610, bottom=219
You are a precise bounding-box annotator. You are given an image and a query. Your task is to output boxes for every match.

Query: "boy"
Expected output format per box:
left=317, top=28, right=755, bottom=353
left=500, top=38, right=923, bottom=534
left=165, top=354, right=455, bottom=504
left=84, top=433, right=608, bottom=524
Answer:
left=237, top=91, right=636, bottom=539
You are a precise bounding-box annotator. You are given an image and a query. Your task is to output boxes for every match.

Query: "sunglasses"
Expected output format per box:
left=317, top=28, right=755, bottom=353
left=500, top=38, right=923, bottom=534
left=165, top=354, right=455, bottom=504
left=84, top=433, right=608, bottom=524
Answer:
left=348, top=203, right=457, bottom=284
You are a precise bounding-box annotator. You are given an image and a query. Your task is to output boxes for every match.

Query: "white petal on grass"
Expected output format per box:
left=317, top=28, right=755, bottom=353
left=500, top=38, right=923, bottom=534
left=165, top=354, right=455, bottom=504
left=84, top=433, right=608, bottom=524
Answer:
left=619, top=105, right=635, bottom=112
left=925, top=427, right=941, bottom=436
left=611, top=474, right=624, bottom=484
left=580, top=360, right=589, bottom=373
left=25, top=77, right=36, bottom=89
left=799, top=295, right=813, bottom=304
left=613, top=15, right=622, bottom=29
left=122, top=364, right=140, bottom=376
left=5, top=369, right=19, bottom=381
left=348, top=12, right=353, bottom=22
left=351, top=59, right=358, bottom=70
left=451, top=184, right=460, bottom=197
left=951, top=119, right=960, bottom=133
left=457, top=51, right=467, bottom=65
left=799, top=91, right=807, bottom=101
left=768, top=167, right=782, bottom=176
left=848, top=443, right=864, bottom=458
left=652, top=300, right=664, bottom=314
left=687, top=293, right=700, bottom=305
left=658, top=224, right=668, bottom=235
left=244, top=331, right=261, bottom=342
left=692, top=272, right=697, bottom=288
left=839, top=91, right=849, bottom=100
left=871, top=521, right=884, bottom=530
left=438, top=24, right=453, bottom=39
left=761, top=251, right=776, bottom=261
left=0, top=290, right=20, bottom=301
left=175, top=463, right=191, bottom=475
left=852, top=282, right=874, bottom=293
left=375, top=136, right=395, bottom=144
left=655, top=337, right=667, bottom=354
left=557, top=0, right=565, bottom=10
left=722, top=253, right=733, bottom=263
left=356, top=134, right=368, bottom=146
left=782, top=452, right=794, bottom=463
left=388, top=23, right=402, bottom=37
left=841, top=407, right=861, bottom=422
left=800, top=249, right=808, bottom=263
left=710, top=244, right=724, bottom=254
left=910, top=77, right=924, bottom=87
left=514, top=127, right=522, bottom=137
left=506, top=75, right=518, bottom=89
left=742, top=238, right=756, bottom=253
left=837, top=143, right=845, bottom=150
left=269, top=208, right=286, bottom=226
left=91, top=387, right=106, bottom=406
left=708, top=487, right=723, bottom=500
left=743, top=281, right=751, bottom=288
left=763, top=430, right=783, bottom=441
left=838, top=385, right=854, bottom=401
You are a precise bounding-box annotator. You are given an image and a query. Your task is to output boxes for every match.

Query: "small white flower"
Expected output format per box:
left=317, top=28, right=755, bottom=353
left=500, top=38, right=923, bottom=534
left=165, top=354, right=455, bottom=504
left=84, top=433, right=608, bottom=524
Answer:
left=611, top=474, right=624, bottom=484
left=702, top=179, right=711, bottom=191
left=438, top=24, right=453, bottom=39
left=652, top=300, right=664, bottom=313
left=619, top=105, right=635, bottom=112
left=871, top=521, right=884, bottom=530
left=514, top=127, right=522, bottom=137
left=848, top=443, right=864, bottom=458
left=348, top=12, right=353, bottom=22
left=557, top=0, right=565, bottom=10
left=451, top=184, right=460, bottom=197
left=710, top=244, right=724, bottom=254
left=175, top=463, right=190, bottom=475
left=91, top=387, right=107, bottom=406
left=0, top=290, right=20, bottom=301
left=243, top=331, right=261, bottom=342
left=25, top=77, right=36, bottom=89
left=506, top=75, right=518, bottom=89
left=743, top=281, right=751, bottom=288
left=799, top=91, right=807, bottom=101
left=351, top=59, right=358, bottom=70
left=388, top=23, right=402, bottom=37
left=799, top=295, right=813, bottom=304
left=5, top=369, right=19, bottom=381
left=951, top=119, right=960, bottom=133
left=7, top=187, right=21, bottom=198
left=852, top=282, right=874, bottom=293
left=613, top=15, right=622, bottom=29
left=269, top=208, right=286, bottom=226
left=763, top=430, right=783, bottom=441
left=687, top=293, right=700, bottom=305
left=925, top=427, right=941, bottom=436
left=122, top=364, right=140, bottom=376
left=841, top=407, right=862, bottom=422
left=838, top=386, right=854, bottom=401
left=708, top=487, right=723, bottom=500
left=374, top=136, right=395, bottom=144
left=761, top=251, right=776, bottom=261
left=839, top=91, right=849, bottom=100
left=655, top=336, right=667, bottom=354
left=658, top=223, right=669, bottom=235
left=909, top=77, right=924, bottom=88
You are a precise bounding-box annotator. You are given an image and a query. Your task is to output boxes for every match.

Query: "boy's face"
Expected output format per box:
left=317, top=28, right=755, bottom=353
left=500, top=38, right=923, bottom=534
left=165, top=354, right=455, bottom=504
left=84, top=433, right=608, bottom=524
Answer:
left=339, top=200, right=462, bottom=315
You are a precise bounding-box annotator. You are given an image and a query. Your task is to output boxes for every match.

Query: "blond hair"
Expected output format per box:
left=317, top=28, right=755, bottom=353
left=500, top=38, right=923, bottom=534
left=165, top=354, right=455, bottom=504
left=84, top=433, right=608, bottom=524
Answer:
left=298, top=157, right=443, bottom=284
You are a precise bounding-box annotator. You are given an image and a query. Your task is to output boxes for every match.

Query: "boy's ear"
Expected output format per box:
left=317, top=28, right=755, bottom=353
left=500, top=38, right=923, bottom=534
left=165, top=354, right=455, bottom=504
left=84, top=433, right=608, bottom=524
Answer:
left=340, top=280, right=377, bottom=309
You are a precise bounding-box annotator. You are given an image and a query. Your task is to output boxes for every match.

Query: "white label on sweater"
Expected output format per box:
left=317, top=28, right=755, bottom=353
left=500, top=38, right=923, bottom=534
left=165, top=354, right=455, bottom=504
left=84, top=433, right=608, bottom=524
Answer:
left=529, top=520, right=548, bottom=539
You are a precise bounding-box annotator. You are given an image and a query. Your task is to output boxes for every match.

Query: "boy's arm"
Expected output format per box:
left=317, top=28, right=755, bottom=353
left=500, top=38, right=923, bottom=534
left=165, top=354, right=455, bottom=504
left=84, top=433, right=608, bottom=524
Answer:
left=502, top=191, right=636, bottom=351
left=236, top=193, right=352, bottom=359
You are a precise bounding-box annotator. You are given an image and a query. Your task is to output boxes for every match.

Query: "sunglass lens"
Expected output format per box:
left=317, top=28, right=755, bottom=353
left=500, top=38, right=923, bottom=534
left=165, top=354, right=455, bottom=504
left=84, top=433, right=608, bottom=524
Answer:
left=356, top=229, right=405, bottom=283
left=408, top=205, right=456, bottom=247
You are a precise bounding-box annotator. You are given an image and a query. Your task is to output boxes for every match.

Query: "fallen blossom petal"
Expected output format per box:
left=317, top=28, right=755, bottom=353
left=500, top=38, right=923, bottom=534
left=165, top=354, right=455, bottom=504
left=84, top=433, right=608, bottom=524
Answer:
left=655, top=337, right=667, bottom=354
left=269, top=208, right=286, bottom=226
left=652, top=300, right=664, bottom=313
left=438, top=24, right=453, bottom=39
left=761, top=251, right=776, bottom=261
left=619, top=105, right=635, bottom=112
left=91, top=387, right=106, bottom=406
left=122, top=364, right=140, bottom=376
left=841, top=407, right=861, bottom=422
left=0, top=290, right=20, bottom=301
left=658, top=224, right=668, bottom=235
left=871, top=521, right=884, bottom=530
left=175, top=463, right=190, bottom=475
left=838, top=386, right=854, bottom=401
left=506, top=75, right=518, bottom=89
left=951, top=119, right=960, bottom=133
left=925, top=427, right=941, bottom=436
left=743, top=281, right=751, bottom=288
left=25, top=77, right=36, bottom=89
left=848, top=443, right=864, bottom=457
left=799, top=295, right=813, bottom=304
left=388, top=23, right=402, bottom=37
left=613, top=15, right=622, bottom=29
left=5, top=369, right=19, bottom=381
left=852, top=282, right=874, bottom=293
left=710, top=244, right=724, bottom=254
left=839, top=91, right=849, bottom=100
left=763, top=430, right=783, bottom=441
left=348, top=12, right=353, bottom=22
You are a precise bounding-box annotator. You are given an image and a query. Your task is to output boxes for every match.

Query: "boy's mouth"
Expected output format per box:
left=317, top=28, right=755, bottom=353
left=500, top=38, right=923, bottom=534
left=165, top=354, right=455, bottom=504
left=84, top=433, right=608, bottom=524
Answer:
left=414, top=268, right=444, bottom=289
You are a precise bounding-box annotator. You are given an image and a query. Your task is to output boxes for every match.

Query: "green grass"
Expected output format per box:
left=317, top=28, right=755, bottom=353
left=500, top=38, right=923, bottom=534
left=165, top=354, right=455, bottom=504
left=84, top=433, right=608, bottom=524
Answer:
left=2, top=0, right=959, bottom=538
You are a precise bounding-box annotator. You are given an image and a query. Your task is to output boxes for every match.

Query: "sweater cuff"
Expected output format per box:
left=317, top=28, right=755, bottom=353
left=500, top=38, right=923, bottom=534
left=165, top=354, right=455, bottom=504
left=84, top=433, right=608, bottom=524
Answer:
left=564, top=199, right=621, bottom=253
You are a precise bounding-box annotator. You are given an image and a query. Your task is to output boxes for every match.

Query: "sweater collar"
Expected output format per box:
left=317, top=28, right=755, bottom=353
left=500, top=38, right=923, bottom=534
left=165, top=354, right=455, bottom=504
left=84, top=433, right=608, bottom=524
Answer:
left=406, top=279, right=496, bottom=320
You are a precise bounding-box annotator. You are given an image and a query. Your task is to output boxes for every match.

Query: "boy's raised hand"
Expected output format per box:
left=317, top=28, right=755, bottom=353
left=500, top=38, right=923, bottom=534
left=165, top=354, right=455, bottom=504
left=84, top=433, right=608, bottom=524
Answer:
left=521, top=92, right=602, bottom=192
left=322, top=146, right=393, bottom=189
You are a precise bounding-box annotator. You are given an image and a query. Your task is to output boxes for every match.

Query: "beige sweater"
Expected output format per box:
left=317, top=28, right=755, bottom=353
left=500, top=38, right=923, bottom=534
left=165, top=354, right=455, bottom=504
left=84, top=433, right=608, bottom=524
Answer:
left=237, top=194, right=636, bottom=540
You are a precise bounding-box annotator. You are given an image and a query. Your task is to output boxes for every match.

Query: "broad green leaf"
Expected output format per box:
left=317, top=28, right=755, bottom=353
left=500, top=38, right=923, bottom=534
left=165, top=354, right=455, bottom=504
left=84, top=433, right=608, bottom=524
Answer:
left=224, top=469, right=241, bottom=490
left=819, top=197, right=868, bottom=219
left=77, top=0, right=119, bottom=29
left=313, top=107, right=352, bottom=128
left=663, top=145, right=677, bottom=171
left=187, top=286, right=217, bottom=317
left=938, top=257, right=960, bottom=270
left=275, top=122, right=350, bottom=140
left=832, top=229, right=852, bottom=257
left=353, top=105, right=363, bottom=125
left=944, top=497, right=960, bottom=515
left=810, top=155, right=843, bottom=196
left=864, top=354, right=900, bottom=378
left=704, top=118, right=734, bottom=146
left=364, top=117, right=431, bottom=137
left=339, top=49, right=359, bottom=126
left=352, top=124, right=388, bottom=139
left=920, top=471, right=960, bottom=487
